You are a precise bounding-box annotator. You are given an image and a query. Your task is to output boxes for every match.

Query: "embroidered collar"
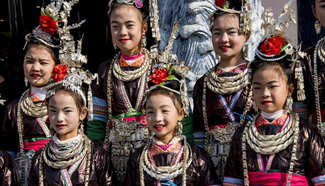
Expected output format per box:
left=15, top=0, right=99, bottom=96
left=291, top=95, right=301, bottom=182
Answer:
left=30, top=86, right=48, bottom=102
left=255, top=111, right=288, bottom=128
left=216, top=62, right=248, bottom=73
left=150, top=136, right=183, bottom=155
left=119, top=52, right=145, bottom=67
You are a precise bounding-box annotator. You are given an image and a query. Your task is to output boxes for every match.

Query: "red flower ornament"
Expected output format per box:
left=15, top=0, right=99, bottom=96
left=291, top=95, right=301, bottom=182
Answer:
left=150, top=68, right=169, bottom=85
left=52, top=65, right=68, bottom=82
left=215, top=0, right=227, bottom=8
left=39, top=15, right=57, bottom=35
left=259, top=36, right=284, bottom=55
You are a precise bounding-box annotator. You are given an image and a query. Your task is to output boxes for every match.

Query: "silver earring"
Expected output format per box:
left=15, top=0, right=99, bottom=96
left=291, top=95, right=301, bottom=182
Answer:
left=113, top=42, right=117, bottom=51
left=141, top=35, right=147, bottom=48
left=315, top=20, right=321, bottom=34
left=79, top=121, right=84, bottom=133
left=174, top=120, right=183, bottom=136
left=24, top=77, right=28, bottom=87
left=242, top=44, right=248, bottom=60
left=285, top=96, right=293, bottom=112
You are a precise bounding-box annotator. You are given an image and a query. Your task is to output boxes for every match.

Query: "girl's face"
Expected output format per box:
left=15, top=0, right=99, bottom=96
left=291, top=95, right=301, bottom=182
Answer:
left=211, top=14, right=247, bottom=61
left=48, top=90, right=87, bottom=141
left=314, top=0, right=325, bottom=27
left=252, top=66, right=290, bottom=113
left=23, top=44, right=56, bottom=87
left=110, top=5, right=146, bottom=56
left=146, top=94, right=184, bottom=144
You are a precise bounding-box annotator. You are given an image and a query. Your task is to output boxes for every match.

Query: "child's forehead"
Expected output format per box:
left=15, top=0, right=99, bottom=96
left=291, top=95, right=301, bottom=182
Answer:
left=110, top=5, right=142, bottom=21
left=253, top=66, right=286, bottom=83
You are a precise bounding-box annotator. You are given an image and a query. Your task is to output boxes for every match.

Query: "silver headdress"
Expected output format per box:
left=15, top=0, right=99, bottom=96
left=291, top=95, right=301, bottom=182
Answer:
left=254, top=0, right=306, bottom=102
left=147, top=22, right=190, bottom=115
left=46, top=73, right=86, bottom=105
left=209, top=0, right=252, bottom=35
left=43, top=0, right=97, bottom=120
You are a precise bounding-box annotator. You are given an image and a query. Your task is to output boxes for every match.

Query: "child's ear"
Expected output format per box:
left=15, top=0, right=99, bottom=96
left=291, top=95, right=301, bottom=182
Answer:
left=288, top=83, right=294, bottom=97
left=142, top=23, right=148, bottom=35
left=79, top=106, right=88, bottom=121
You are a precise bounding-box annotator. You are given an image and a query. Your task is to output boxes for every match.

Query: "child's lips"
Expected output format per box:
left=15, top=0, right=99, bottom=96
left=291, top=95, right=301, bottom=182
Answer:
left=154, top=124, right=165, bottom=131
left=262, top=101, right=272, bottom=105
left=30, top=74, right=41, bottom=79
left=220, top=46, right=230, bottom=52
left=119, top=39, right=130, bottom=43
left=56, top=124, right=66, bottom=129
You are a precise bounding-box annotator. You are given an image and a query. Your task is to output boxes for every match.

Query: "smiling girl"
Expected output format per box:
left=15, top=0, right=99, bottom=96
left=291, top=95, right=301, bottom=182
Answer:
left=125, top=63, right=217, bottom=186
left=223, top=36, right=325, bottom=186
left=0, top=11, right=64, bottom=185
left=86, top=0, right=154, bottom=184
left=28, top=74, right=112, bottom=185
left=192, top=0, right=263, bottom=183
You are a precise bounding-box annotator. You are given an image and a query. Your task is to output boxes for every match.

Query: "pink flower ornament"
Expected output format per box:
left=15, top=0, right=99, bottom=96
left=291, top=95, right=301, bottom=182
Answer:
left=134, top=0, right=143, bottom=8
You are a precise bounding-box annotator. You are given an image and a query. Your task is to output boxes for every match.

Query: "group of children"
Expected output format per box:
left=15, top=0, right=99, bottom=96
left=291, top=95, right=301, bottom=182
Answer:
left=0, top=0, right=325, bottom=185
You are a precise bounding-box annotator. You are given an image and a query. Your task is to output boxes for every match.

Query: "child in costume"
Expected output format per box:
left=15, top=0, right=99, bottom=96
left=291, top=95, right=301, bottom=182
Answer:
left=192, top=0, right=263, bottom=182
left=223, top=33, right=325, bottom=185
left=87, top=0, right=155, bottom=183
left=125, top=61, right=217, bottom=186
left=1, top=5, right=62, bottom=185
left=28, top=73, right=112, bottom=186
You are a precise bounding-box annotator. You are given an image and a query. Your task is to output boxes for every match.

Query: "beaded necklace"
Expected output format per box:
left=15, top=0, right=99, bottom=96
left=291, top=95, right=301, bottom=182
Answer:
left=39, top=134, right=92, bottom=186
left=139, top=136, right=192, bottom=186
left=202, top=64, right=251, bottom=141
left=241, top=113, right=300, bottom=186
left=112, top=49, right=151, bottom=82
left=104, top=49, right=152, bottom=144
left=205, top=64, right=249, bottom=95
left=313, top=37, right=325, bottom=134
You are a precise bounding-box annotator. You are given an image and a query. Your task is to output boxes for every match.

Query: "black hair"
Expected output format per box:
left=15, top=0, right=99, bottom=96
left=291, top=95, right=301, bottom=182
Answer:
left=311, top=0, right=315, bottom=6
left=23, top=40, right=60, bottom=64
left=147, top=68, right=184, bottom=114
left=46, top=85, right=86, bottom=113
left=250, top=57, right=294, bottom=85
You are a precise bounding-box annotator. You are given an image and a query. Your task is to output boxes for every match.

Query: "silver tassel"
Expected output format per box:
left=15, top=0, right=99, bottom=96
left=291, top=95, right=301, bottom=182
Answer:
left=295, top=61, right=306, bottom=101
left=88, top=84, right=93, bottom=121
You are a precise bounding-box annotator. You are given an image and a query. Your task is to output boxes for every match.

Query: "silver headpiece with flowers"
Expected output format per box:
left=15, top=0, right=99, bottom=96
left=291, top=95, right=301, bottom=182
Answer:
left=42, top=0, right=97, bottom=120
left=147, top=22, right=190, bottom=115
left=42, top=0, right=87, bottom=69
left=254, top=0, right=306, bottom=102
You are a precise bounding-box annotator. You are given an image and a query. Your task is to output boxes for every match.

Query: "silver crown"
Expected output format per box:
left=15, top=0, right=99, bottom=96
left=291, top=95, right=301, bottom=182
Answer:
left=47, top=73, right=87, bottom=106
left=43, top=0, right=87, bottom=68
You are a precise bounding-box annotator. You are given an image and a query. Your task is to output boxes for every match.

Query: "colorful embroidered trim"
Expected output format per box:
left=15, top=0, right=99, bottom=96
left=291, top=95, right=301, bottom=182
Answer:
left=218, top=90, right=242, bottom=122
left=36, top=116, right=51, bottom=137
left=223, top=176, right=243, bottom=185
left=312, top=175, right=325, bottom=185
left=119, top=52, right=145, bottom=67
left=92, top=96, right=108, bottom=122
